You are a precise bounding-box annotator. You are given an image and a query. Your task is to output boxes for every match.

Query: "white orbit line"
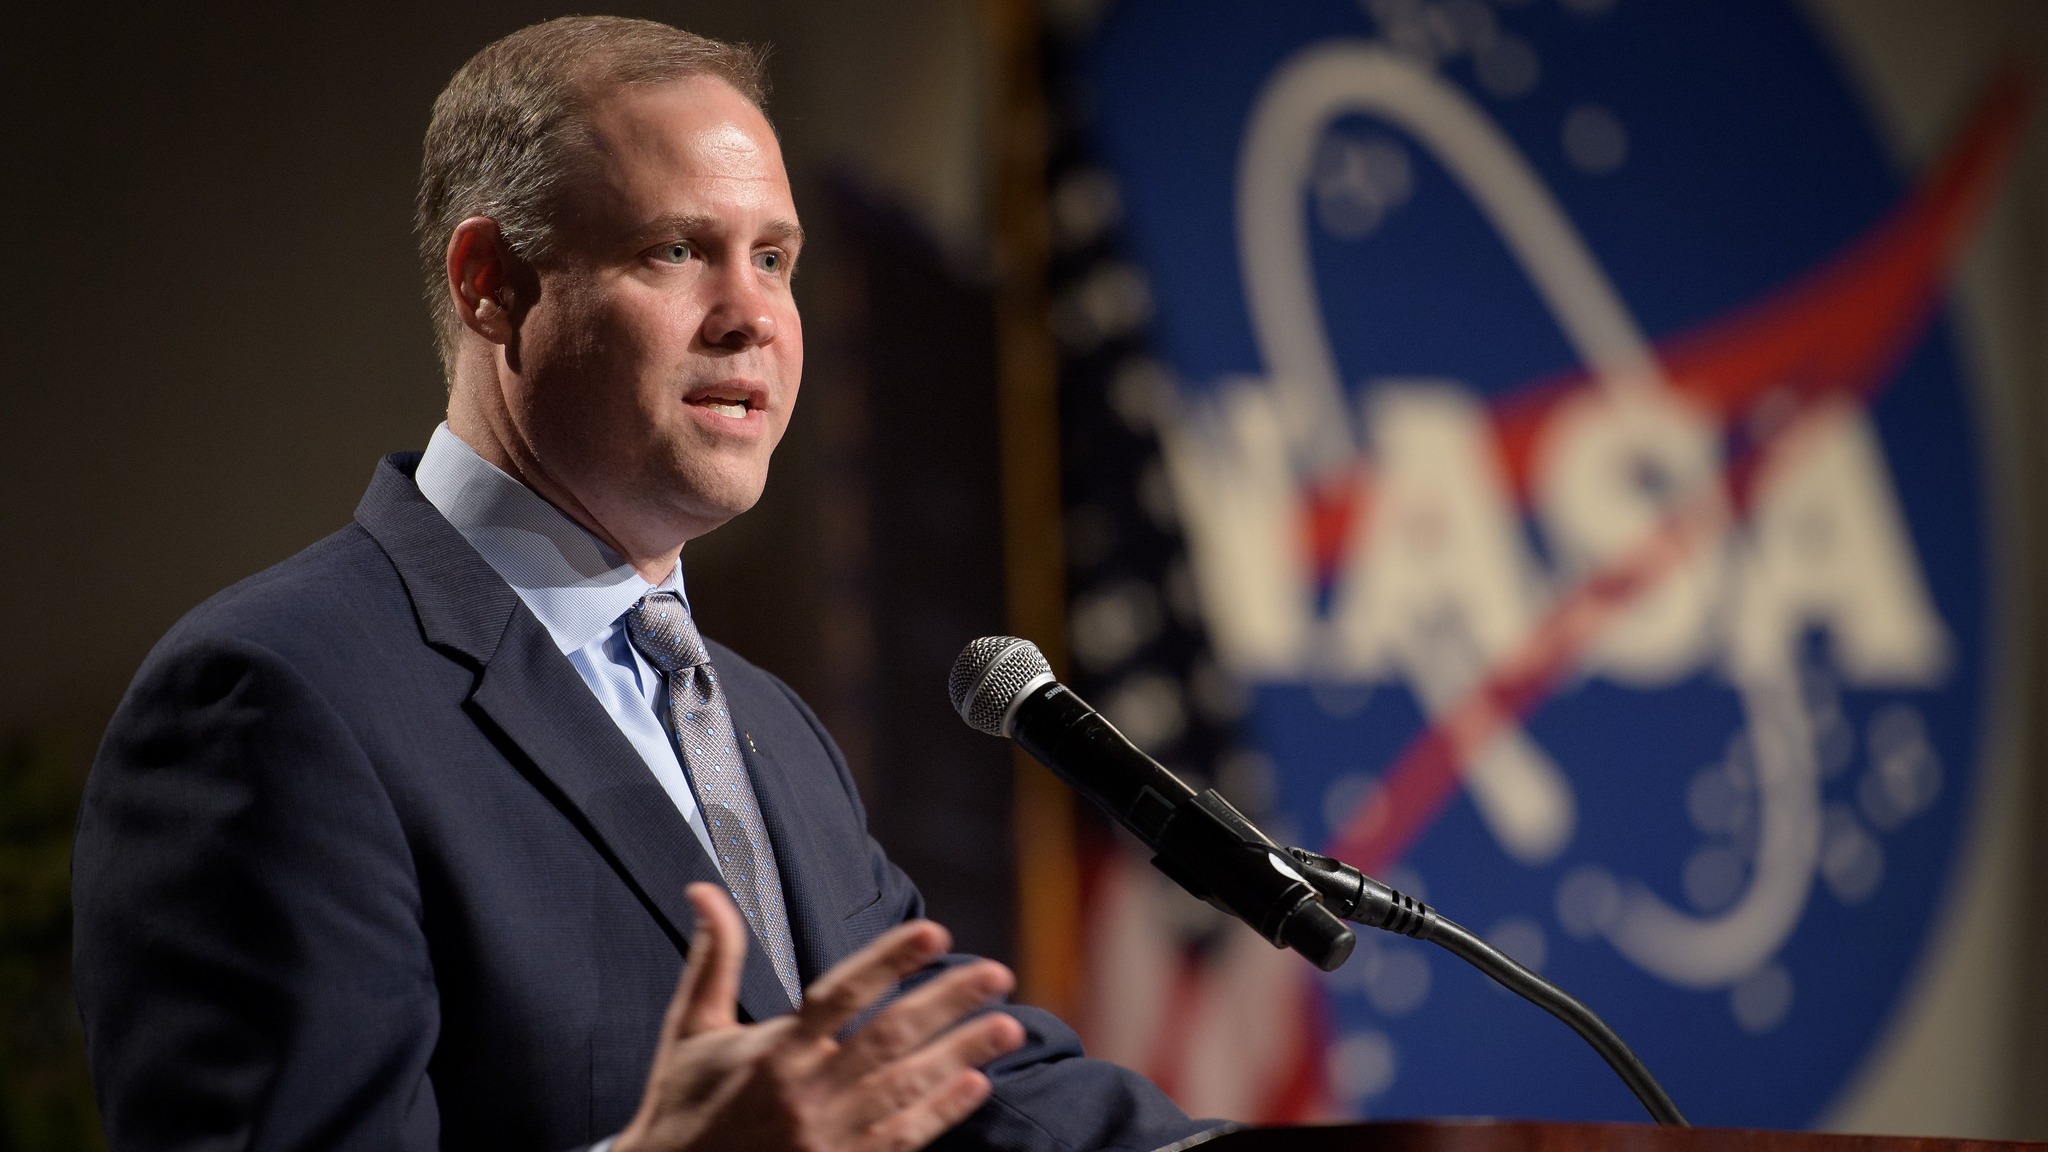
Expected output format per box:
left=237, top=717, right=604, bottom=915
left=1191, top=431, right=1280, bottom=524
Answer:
left=1233, top=40, right=1814, bottom=984
left=1235, top=41, right=1624, bottom=864
left=1606, top=672, right=1822, bottom=988
left=1236, top=40, right=1669, bottom=477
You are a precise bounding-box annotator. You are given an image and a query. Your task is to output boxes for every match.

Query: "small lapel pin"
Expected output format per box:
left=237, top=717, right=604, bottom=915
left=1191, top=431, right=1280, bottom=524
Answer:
left=743, top=731, right=759, bottom=754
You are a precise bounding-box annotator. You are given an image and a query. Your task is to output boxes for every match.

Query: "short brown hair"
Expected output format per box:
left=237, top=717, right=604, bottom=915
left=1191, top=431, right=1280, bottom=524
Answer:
left=415, top=16, right=769, bottom=379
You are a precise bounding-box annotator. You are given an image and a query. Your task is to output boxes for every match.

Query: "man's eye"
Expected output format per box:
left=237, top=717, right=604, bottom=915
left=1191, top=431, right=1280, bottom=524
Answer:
left=659, top=242, right=691, bottom=265
left=756, top=250, right=783, bottom=274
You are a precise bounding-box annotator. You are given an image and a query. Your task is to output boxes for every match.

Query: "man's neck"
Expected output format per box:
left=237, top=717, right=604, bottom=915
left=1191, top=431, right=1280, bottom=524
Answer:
left=444, top=406, right=681, bottom=585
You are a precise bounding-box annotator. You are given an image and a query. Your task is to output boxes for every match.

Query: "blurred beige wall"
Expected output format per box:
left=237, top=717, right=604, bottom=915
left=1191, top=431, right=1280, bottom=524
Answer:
left=0, top=0, right=991, bottom=743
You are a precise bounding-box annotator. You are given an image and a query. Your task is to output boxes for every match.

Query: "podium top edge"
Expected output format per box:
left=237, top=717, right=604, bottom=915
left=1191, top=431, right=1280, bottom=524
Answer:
left=1160, top=1119, right=2044, bottom=1152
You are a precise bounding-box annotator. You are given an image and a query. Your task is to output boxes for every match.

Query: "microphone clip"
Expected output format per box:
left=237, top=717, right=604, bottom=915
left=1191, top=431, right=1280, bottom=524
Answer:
left=1147, top=790, right=1357, bottom=972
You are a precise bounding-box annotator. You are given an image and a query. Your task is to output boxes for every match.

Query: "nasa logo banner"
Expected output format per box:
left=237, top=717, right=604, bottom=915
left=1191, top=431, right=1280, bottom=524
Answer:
left=1053, top=0, right=2025, bottom=1129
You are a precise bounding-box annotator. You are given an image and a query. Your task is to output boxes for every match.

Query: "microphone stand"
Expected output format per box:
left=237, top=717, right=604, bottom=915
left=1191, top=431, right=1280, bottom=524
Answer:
left=1285, top=847, right=1689, bottom=1127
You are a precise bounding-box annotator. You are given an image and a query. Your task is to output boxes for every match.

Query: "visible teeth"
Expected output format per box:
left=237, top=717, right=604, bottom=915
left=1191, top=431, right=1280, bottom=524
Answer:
left=703, top=401, right=747, bottom=418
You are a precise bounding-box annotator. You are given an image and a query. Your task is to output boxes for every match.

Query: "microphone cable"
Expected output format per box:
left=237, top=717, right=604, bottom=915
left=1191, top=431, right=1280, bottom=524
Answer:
left=1286, top=848, right=1687, bottom=1127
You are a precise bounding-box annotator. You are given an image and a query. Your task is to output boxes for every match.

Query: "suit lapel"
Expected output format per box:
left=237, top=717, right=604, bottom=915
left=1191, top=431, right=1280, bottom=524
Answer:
left=722, top=682, right=855, bottom=987
left=356, top=454, right=796, bottom=1022
left=470, top=614, right=797, bottom=1022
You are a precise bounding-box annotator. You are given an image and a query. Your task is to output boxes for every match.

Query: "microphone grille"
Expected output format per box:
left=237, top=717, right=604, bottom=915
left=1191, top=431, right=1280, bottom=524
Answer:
left=949, top=636, right=1054, bottom=736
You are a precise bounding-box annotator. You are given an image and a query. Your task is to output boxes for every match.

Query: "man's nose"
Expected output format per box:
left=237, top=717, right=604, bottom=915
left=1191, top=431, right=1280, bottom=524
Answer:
left=700, top=259, right=778, bottom=349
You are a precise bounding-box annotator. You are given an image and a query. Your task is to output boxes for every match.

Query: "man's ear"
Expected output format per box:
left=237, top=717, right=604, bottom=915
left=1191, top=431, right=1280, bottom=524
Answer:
left=445, top=217, right=528, bottom=344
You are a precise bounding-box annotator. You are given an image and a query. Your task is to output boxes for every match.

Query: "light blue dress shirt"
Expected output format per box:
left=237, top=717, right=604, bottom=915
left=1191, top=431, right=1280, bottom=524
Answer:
left=415, top=422, right=719, bottom=864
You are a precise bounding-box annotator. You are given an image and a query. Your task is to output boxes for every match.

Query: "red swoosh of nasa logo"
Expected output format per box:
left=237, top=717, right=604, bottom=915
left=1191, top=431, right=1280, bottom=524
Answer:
left=1312, top=65, right=2034, bottom=879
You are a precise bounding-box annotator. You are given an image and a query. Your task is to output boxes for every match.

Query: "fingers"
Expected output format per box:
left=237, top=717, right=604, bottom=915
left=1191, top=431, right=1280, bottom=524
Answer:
left=670, top=882, right=748, bottom=1038
left=831, top=959, right=1015, bottom=1076
left=850, top=1068, right=998, bottom=1152
left=634, top=908, right=1026, bottom=1152
left=791, top=919, right=953, bottom=1041
left=817, top=958, right=1023, bottom=1141
left=835, top=1000, right=1025, bottom=1133
left=844, top=1013, right=1025, bottom=1142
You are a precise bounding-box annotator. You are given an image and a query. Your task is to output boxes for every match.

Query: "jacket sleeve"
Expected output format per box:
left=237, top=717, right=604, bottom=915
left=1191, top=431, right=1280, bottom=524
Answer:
left=767, top=674, right=1224, bottom=1152
left=72, top=631, right=444, bottom=1151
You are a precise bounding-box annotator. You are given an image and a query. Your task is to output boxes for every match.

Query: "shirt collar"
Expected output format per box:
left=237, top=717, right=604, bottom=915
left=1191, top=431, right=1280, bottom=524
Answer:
left=415, top=422, right=685, bottom=654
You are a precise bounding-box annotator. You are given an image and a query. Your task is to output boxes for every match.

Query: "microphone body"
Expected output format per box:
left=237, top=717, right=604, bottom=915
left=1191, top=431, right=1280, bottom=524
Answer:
left=960, top=644, right=1354, bottom=972
left=1008, top=681, right=1192, bottom=842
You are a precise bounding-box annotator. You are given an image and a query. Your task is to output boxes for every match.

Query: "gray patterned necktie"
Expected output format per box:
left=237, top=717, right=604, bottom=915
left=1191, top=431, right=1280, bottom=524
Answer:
left=623, top=592, right=803, bottom=1005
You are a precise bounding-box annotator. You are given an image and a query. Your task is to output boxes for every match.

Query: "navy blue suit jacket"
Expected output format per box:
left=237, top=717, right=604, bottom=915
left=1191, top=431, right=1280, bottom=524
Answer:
left=73, top=454, right=1208, bottom=1152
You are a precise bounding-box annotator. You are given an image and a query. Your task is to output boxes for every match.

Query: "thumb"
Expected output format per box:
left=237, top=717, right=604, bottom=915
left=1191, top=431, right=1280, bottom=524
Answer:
left=666, top=882, right=749, bottom=1038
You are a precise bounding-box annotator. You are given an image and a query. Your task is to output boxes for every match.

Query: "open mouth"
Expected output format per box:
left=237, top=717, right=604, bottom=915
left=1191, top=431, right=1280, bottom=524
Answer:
left=686, top=386, right=762, bottom=420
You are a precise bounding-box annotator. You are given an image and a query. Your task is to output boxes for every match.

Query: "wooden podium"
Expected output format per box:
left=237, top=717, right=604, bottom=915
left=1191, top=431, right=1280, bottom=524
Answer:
left=1183, top=1121, right=2046, bottom=1152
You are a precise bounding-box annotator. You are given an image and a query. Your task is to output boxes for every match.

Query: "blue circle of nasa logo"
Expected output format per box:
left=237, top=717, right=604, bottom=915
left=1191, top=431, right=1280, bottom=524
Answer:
left=1076, top=0, right=2017, bottom=1129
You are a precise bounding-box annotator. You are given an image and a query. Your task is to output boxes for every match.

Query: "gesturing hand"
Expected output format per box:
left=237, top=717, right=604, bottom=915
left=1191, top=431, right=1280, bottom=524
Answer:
left=612, top=883, right=1029, bottom=1152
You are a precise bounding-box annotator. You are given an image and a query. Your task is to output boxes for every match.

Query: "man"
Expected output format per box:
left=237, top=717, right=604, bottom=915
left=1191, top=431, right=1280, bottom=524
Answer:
left=72, top=16, right=1210, bottom=1152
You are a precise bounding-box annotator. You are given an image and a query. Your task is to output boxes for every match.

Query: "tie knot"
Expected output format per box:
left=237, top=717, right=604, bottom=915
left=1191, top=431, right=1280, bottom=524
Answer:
left=623, top=592, right=708, bottom=675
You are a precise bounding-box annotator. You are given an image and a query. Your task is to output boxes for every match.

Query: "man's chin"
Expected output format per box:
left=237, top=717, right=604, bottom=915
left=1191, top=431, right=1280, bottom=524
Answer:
left=667, top=475, right=770, bottom=542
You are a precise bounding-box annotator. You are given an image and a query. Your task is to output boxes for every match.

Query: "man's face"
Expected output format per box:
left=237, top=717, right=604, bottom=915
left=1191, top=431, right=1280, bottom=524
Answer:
left=507, top=75, right=803, bottom=547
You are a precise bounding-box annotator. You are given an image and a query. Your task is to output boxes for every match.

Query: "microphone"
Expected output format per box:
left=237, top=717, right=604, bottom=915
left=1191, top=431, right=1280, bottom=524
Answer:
left=949, top=639, right=1689, bottom=1125
left=949, top=637, right=1355, bottom=971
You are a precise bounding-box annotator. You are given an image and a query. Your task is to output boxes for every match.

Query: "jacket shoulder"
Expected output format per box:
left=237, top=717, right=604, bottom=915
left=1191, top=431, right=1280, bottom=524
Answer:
left=146, top=523, right=423, bottom=676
